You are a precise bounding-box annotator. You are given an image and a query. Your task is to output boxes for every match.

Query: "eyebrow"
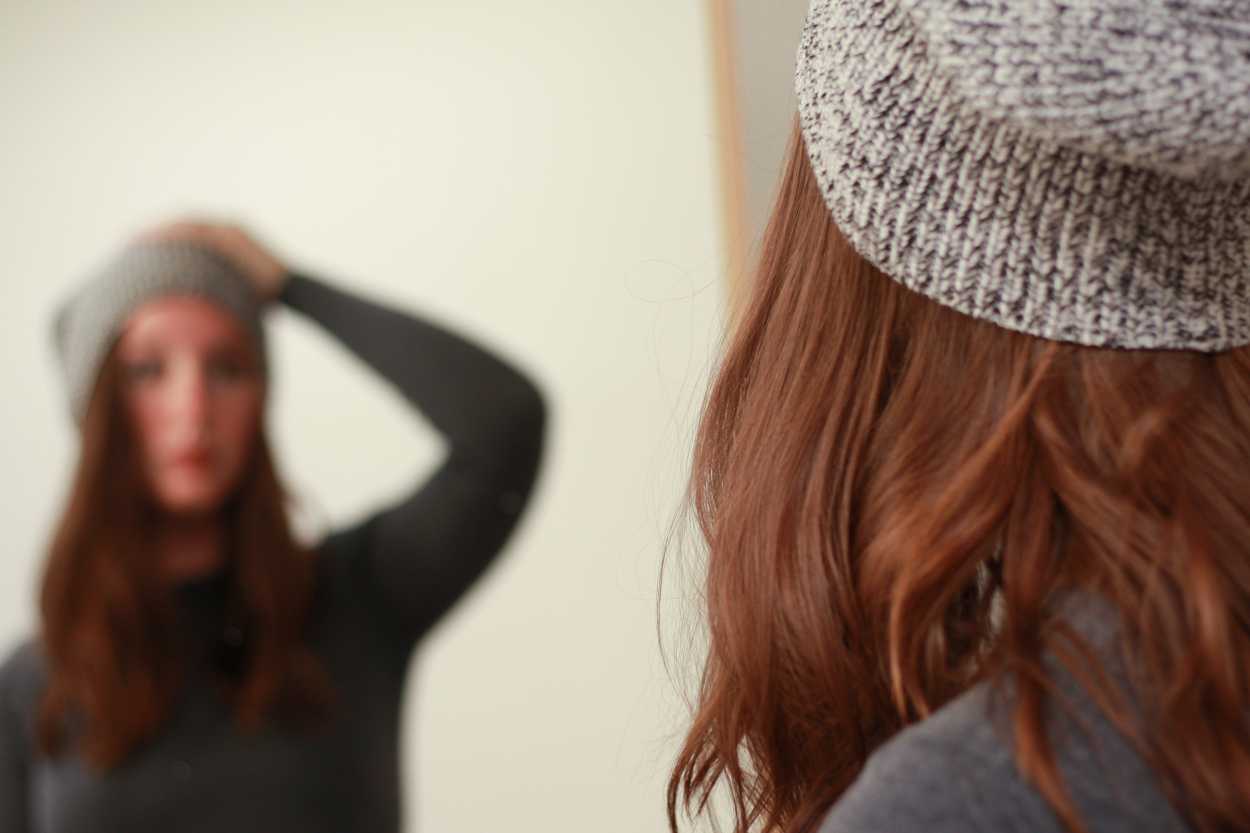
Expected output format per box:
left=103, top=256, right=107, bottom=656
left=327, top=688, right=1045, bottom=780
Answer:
left=117, top=336, right=258, bottom=363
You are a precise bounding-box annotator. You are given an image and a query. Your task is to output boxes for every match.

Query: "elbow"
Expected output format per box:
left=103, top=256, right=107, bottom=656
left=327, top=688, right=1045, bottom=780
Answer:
left=451, top=369, right=549, bottom=489
left=467, top=368, right=548, bottom=462
left=505, top=374, right=548, bottom=465
left=479, top=377, right=547, bottom=519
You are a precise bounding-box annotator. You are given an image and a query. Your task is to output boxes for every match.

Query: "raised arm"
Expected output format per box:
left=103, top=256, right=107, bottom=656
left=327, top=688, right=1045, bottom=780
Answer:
left=281, top=274, right=547, bottom=646
left=132, top=220, right=547, bottom=652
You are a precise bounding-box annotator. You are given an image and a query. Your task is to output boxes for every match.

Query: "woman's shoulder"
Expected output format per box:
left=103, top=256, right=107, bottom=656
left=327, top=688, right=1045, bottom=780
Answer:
left=817, top=684, right=1041, bottom=833
left=0, top=638, right=45, bottom=718
left=819, top=677, right=1188, bottom=833
left=0, top=638, right=43, bottom=681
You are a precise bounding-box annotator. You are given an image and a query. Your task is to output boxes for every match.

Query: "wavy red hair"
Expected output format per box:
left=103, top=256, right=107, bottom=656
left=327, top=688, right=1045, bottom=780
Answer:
left=669, top=126, right=1250, bottom=833
left=39, top=348, right=330, bottom=769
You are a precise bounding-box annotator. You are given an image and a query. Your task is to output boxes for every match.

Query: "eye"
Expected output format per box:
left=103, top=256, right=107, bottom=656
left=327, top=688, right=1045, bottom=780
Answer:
left=207, top=356, right=252, bottom=383
left=122, top=359, right=164, bottom=383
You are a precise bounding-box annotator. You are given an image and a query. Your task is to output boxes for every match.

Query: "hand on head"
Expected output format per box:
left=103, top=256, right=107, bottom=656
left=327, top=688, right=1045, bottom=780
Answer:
left=135, top=219, right=290, bottom=303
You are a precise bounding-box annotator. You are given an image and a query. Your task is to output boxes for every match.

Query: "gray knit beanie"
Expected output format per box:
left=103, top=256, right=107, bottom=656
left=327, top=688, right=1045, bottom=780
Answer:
left=54, top=240, right=268, bottom=422
left=796, top=0, right=1250, bottom=351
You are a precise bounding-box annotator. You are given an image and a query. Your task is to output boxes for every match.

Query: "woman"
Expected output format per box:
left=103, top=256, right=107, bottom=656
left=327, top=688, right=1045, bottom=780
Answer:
left=670, top=2, right=1250, bottom=832
left=0, top=221, right=546, bottom=832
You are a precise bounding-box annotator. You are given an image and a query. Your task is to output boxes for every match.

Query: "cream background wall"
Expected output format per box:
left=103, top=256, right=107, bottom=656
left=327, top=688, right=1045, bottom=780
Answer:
left=730, top=0, right=810, bottom=251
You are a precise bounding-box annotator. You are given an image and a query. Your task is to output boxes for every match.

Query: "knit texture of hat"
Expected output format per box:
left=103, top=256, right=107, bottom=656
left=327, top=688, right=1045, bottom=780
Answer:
left=54, top=240, right=268, bottom=422
left=796, top=0, right=1250, bottom=351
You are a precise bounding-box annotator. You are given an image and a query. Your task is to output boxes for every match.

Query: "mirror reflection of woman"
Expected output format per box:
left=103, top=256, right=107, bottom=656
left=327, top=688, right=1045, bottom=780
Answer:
left=0, top=221, right=546, bottom=833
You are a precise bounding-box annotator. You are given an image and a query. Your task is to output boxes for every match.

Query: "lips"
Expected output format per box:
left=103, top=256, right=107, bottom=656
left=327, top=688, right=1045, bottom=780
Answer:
left=170, top=448, right=214, bottom=468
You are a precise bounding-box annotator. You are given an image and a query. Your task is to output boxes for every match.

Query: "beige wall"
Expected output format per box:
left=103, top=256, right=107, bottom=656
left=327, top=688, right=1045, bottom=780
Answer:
left=0, top=3, right=725, bottom=830
left=728, top=0, right=811, bottom=264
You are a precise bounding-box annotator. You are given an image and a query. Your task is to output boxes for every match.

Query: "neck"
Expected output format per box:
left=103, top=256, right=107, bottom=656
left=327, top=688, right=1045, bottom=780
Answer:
left=155, top=515, right=227, bottom=583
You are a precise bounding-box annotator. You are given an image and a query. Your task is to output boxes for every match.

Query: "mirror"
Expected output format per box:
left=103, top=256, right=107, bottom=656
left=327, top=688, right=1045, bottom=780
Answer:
left=0, top=2, right=742, bottom=831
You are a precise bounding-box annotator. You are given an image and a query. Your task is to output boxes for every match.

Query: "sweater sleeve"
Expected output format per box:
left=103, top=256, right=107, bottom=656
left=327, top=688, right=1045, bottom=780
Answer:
left=279, top=273, right=547, bottom=649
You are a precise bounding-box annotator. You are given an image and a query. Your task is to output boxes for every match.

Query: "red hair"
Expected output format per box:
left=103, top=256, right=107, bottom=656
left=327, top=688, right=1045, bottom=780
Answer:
left=669, top=126, right=1250, bottom=833
left=39, top=348, right=330, bottom=768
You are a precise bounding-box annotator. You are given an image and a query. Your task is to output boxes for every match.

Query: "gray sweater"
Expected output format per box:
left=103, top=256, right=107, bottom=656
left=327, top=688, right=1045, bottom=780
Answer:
left=819, top=601, right=1193, bottom=833
left=0, top=274, right=546, bottom=833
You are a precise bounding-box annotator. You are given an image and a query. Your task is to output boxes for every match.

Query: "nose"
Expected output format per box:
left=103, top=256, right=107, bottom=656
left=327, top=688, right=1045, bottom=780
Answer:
left=167, top=360, right=212, bottom=441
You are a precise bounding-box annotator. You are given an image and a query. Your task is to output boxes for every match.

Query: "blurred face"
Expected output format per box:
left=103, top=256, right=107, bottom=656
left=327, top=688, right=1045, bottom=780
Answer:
left=116, top=296, right=265, bottom=517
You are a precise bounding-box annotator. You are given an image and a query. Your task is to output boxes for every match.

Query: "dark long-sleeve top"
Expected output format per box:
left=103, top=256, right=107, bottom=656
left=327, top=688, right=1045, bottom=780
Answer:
left=0, top=274, right=547, bottom=833
left=818, top=595, right=1192, bottom=833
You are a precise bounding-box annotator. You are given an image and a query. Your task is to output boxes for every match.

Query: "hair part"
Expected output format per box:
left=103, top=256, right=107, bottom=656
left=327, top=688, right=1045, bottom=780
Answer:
left=668, top=125, right=1250, bottom=833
